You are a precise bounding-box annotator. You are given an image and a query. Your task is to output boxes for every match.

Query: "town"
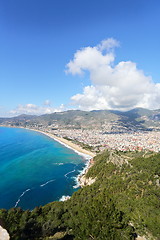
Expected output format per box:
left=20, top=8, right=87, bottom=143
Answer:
left=45, top=127, right=160, bottom=153
left=1, top=108, right=160, bottom=153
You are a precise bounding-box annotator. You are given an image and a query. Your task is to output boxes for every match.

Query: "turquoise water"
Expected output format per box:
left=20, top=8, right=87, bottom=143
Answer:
left=0, top=127, right=87, bottom=210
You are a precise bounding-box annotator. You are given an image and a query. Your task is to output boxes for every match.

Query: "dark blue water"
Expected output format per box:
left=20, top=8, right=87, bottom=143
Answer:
left=0, top=127, right=87, bottom=210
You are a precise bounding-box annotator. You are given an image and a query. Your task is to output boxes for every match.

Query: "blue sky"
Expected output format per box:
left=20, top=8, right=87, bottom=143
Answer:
left=0, top=0, right=160, bottom=116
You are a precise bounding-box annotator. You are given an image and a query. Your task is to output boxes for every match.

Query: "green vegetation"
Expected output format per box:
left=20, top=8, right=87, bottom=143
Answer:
left=0, top=150, right=160, bottom=239
left=72, top=140, right=94, bottom=152
left=63, top=137, right=95, bottom=152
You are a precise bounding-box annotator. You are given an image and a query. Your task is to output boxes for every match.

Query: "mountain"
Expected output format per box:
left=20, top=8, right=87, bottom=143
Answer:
left=0, top=114, right=36, bottom=124
left=12, top=114, right=37, bottom=120
left=0, top=108, right=160, bottom=131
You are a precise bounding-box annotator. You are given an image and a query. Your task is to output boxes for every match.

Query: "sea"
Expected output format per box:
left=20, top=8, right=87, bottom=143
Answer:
left=0, top=127, right=89, bottom=210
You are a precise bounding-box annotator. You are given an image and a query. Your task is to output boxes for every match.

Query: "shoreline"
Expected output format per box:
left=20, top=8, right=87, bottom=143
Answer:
left=26, top=128, right=95, bottom=158
left=25, top=128, right=96, bottom=189
left=0, top=125, right=96, bottom=191
left=75, top=157, right=95, bottom=188
left=0, top=125, right=95, bottom=158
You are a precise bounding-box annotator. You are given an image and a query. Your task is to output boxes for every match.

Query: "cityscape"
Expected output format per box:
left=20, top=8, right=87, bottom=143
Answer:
left=1, top=108, right=160, bottom=153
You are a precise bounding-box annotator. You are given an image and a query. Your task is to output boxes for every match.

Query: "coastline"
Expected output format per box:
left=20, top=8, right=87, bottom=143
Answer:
left=0, top=125, right=96, bottom=191
left=25, top=128, right=95, bottom=158
left=25, top=128, right=96, bottom=189
left=75, top=157, right=95, bottom=188
left=43, top=132, right=95, bottom=158
left=0, top=125, right=95, bottom=157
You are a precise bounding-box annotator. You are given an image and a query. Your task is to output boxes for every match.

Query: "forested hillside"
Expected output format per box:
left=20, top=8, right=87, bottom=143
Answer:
left=0, top=150, right=160, bottom=240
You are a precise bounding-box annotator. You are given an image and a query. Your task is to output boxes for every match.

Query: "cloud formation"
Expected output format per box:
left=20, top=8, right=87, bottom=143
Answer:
left=10, top=102, right=65, bottom=116
left=43, top=100, right=51, bottom=106
left=66, top=38, right=160, bottom=111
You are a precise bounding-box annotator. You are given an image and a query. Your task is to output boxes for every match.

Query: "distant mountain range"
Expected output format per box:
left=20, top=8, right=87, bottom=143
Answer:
left=1, top=108, right=160, bottom=132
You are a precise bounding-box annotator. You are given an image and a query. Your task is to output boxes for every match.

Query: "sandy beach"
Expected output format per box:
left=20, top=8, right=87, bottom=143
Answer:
left=0, top=126, right=96, bottom=191
left=23, top=128, right=96, bottom=158
left=45, top=133, right=96, bottom=158
left=26, top=128, right=96, bottom=189
left=25, top=128, right=97, bottom=191
left=0, top=125, right=95, bottom=158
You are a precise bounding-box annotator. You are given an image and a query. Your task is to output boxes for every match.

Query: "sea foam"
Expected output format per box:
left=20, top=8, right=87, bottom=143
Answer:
left=15, top=188, right=31, bottom=207
left=59, top=195, right=71, bottom=201
left=40, top=179, right=55, bottom=187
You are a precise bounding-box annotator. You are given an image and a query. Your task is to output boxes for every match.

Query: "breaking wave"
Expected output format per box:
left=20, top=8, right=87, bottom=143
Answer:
left=14, top=188, right=31, bottom=207
left=40, top=179, right=55, bottom=187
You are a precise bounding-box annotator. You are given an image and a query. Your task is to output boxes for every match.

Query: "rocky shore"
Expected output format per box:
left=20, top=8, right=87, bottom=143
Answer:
left=78, top=158, right=96, bottom=187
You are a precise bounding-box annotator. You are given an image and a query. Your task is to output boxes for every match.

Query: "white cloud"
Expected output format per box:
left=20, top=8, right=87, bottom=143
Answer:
left=66, top=38, right=160, bottom=111
left=43, top=100, right=51, bottom=106
left=10, top=103, right=65, bottom=116
left=97, top=38, right=119, bottom=52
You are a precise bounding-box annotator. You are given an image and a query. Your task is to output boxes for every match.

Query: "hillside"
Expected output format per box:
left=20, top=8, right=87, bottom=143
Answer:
left=0, top=150, right=160, bottom=240
left=1, top=108, right=160, bottom=132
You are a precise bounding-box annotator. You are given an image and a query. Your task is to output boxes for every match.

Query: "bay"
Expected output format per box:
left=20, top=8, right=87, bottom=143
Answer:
left=0, top=127, right=87, bottom=210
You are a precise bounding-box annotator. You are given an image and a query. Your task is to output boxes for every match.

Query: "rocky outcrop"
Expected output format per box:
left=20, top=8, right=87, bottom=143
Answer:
left=136, top=236, right=147, bottom=240
left=108, top=150, right=129, bottom=166
left=0, top=226, right=10, bottom=240
left=78, top=174, right=96, bottom=187
left=78, top=158, right=96, bottom=187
